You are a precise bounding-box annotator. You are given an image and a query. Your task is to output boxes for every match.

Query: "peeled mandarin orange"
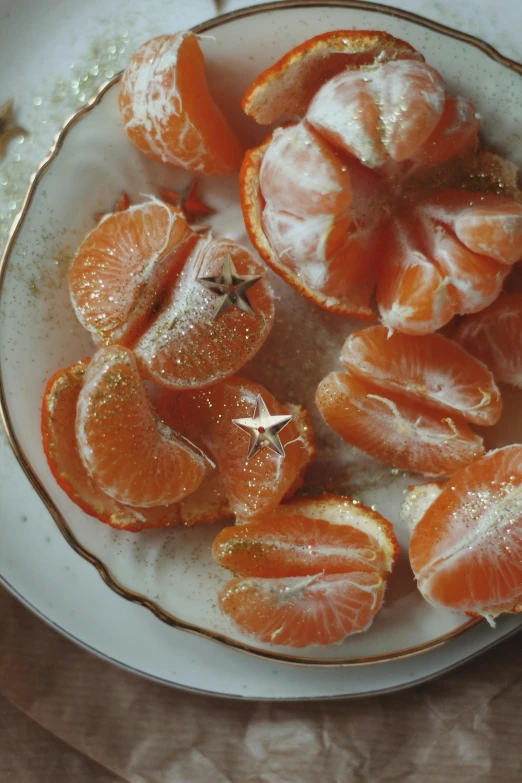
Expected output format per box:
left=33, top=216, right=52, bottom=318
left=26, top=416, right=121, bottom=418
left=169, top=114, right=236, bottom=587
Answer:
left=242, top=29, right=421, bottom=125
left=42, top=360, right=229, bottom=531
left=156, top=376, right=315, bottom=520
left=119, top=32, right=242, bottom=175
left=409, top=445, right=522, bottom=619
left=212, top=494, right=398, bottom=579
left=134, top=236, right=275, bottom=389
left=241, top=31, right=520, bottom=330
left=219, top=571, right=385, bottom=647
left=69, top=201, right=198, bottom=347
left=76, top=345, right=213, bottom=507
left=341, top=325, right=502, bottom=426
left=316, top=371, right=484, bottom=476
left=453, top=293, right=522, bottom=387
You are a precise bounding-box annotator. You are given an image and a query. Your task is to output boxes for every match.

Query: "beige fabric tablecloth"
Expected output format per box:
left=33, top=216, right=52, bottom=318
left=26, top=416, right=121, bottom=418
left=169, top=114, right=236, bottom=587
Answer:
left=0, top=585, right=520, bottom=782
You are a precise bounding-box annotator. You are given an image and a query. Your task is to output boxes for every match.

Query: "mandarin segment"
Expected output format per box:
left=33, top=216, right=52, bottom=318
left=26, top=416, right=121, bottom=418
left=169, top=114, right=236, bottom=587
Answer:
left=134, top=237, right=275, bottom=389
left=119, top=32, right=242, bottom=175
left=341, top=325, right=502, bottom=426
left=156, top=376, right=315, bottom=520
left=41, top=360, right=229, bottom=531
left=76, top=345, right=213, bottom=507
left=316, top=371, right=484, bottom=476
left=409, top=445, right=522, bottom=618
left=219, top=572, right=385, bottom=647
left=453, top=293, right=522, bottom=388
left=69, top=202, right=199, bottom=347
left=212, top=494, right=399, bottom=579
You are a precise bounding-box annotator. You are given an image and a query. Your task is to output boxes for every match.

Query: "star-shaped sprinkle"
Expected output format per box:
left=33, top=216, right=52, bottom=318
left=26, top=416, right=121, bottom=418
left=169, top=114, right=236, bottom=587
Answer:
left=233, top=395, right=293, bottom=460
left=159, top=179, right=216, bottom=225
left=0, top=100, right=28, bottom=160
left=94, top=191, right=131, bottom=223
left=198, top=252, right=263, bottom=320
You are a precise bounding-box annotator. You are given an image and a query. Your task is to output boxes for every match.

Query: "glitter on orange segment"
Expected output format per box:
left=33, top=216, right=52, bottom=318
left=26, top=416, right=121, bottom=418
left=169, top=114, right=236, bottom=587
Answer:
left=219, top=571, right=385, bottom=647
left=316, top=371, right=484, bottom=477
left=134, top=237, right=275, bottom=390
left=453, top=293, right=522, bottom=388
left=409, top=445, right=522, bottom=619
left=119, top=32, right=243, bottom=175
left=69, top=201, right=199, bottom=347
left=155, top=376, right=316, bottom=520
left=76, top=346, right=213, bottom=508
left=41, top=360, right=229, bottom=531
left=341, top=325, right=502, bottom=426
left=212, top=494, right=399, bottom=579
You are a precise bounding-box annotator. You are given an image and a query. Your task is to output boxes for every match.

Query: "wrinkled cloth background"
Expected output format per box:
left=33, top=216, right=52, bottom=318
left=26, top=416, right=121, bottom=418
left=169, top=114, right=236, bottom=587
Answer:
left=1, top=1, right=522, bottom=781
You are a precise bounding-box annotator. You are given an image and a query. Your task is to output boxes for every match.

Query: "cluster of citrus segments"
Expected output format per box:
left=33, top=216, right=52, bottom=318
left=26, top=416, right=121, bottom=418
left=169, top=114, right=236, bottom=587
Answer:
left=240, top=30, right=522, bottom=332
left=405, top=445, right=522, bottom=622
left=316, top=325, right=501, bottom=476
left=68, top=200, right=275, bottom=388
left=211, top=496, right=399, bottom=647
left=453, top=292, right=522, bottom=388
left=119, top=32, right=242, bottom=175
left=42, top=346, right=314, bottom=531
left=43, top=194, right=317, bottom=531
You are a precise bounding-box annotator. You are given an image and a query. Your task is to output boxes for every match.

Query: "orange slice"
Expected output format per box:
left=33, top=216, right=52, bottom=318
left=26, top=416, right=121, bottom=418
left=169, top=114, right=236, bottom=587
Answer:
left=134, top=237, right=275, bottom=389
left=307, top=60, right=445, bottom=167
left=119, top=32, right=242, bottom=175
left=69, top=201, right=198, bottom=346
left=41, top=360, right=229, bottom=531
left=453, top=293, right=522, bottom=387
left=409, top=96, right=480, bottom=170
left=219, top=571, right=385, bottom=647
left=409, top=445, right=522, bottom=618
left=341, top=325, right=502, bottom=426
left=156, top=376, right=315, bottom=519
left=76, top=345, right=212, bottom=507
left=316, top=371, right=484, bottom=476
left=242, top=30, right=421, bottom=125
left=212, top=494, right=398, bottom=578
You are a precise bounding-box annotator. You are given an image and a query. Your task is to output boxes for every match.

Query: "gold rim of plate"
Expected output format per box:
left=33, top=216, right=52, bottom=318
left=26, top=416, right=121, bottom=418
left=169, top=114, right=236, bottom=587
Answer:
left=1, top=0, right=521, bottom=668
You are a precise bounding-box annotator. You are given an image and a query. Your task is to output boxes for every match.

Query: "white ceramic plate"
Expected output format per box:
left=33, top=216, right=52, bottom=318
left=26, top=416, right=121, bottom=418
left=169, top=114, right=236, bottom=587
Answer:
left=1, top=0, right=522, bottom=696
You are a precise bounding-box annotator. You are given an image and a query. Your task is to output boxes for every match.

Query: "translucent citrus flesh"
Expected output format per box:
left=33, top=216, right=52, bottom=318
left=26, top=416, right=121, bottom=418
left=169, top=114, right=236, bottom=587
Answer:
left=134, top=237, right=275, bottom=390
left=41, top=360, right=229, bottom=531
left=155, top=376, right=315, bottom=520
left=453, top=293, right=522, bottom=388
left=76, top=345, right=212, bottom=507
left=69, top=202, right=198, bottom=346
left=212, top=495, right=398, bottom=578
left=316, top=371, right=484, bottom=476
left=409, top=445, right=522, bottom=616
left=219, top=571, right=385, bottom=647
left=119, top=32, right=242, bottom=175
left=341, top=325, right=501, bottom=426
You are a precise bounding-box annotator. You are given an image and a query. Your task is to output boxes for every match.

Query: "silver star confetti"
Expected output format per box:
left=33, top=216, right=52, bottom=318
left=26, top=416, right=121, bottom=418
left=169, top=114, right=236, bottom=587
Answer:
left=233, top=395, right=293, bottom=460
left=198, top=253, right=263, bottom=320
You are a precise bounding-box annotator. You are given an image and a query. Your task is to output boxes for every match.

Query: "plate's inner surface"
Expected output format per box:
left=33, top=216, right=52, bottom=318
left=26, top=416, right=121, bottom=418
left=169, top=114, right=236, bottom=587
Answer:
left=2, top=4, right=522, bottom=663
